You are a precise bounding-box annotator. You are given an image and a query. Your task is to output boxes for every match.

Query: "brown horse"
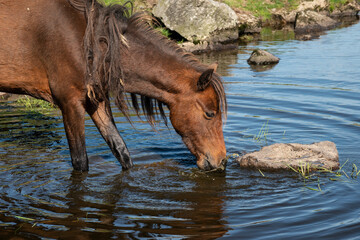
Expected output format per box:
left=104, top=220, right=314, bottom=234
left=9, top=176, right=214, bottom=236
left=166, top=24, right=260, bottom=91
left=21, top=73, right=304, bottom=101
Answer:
left=0, top=0, right=227, bottom=172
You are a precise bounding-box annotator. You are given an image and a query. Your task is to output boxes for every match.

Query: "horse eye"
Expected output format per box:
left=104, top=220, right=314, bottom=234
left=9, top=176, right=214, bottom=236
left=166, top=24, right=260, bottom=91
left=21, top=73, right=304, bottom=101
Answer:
left=205, top=111, right=215, bottom=119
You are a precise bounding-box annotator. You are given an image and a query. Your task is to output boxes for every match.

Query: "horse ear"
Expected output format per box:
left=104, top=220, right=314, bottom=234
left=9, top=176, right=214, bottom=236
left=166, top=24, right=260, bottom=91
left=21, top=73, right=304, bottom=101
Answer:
left=209, top=63, right=218, bottom=72
left=197, top=69, right=214, bottom=91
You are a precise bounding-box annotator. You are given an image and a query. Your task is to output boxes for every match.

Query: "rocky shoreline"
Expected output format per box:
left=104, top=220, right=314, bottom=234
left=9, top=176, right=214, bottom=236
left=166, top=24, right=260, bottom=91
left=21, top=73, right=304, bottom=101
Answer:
left=148, top=0, right=360, bottom=53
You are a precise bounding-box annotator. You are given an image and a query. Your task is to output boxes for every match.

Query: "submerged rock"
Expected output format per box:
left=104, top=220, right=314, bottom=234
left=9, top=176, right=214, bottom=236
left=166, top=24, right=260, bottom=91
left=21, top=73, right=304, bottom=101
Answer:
left=247, top=49, right=280, bottom=65
left=153, top=0, right=239, bottom=43
left=296, top=33, right=320, bottom=41
left=236, top=141, right=339, bottom=171
left=249, top=64, right=277, bottom=72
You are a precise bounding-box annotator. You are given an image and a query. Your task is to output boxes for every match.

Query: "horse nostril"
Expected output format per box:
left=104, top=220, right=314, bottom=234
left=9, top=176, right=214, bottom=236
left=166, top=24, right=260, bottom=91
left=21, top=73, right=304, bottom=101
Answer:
left=203, top=159, right=213, bottom=171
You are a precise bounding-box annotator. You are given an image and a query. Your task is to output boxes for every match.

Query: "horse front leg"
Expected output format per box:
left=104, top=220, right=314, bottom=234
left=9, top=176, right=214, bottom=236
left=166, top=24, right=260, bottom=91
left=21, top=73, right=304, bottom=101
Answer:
left=86, top=99, right=133, bottom=170
left=60, top=99, right=89, bottom=171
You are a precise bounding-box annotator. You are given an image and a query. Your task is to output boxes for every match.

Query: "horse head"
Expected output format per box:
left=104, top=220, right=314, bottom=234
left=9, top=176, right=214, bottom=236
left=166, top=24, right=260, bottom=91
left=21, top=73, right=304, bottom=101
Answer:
left=167, top=66, right=227, bottom=171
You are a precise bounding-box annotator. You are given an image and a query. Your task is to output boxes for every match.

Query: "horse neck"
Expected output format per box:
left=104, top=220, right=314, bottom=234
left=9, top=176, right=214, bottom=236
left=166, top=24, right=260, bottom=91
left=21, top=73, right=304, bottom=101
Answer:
left=122, top=46, right=199, bottom=106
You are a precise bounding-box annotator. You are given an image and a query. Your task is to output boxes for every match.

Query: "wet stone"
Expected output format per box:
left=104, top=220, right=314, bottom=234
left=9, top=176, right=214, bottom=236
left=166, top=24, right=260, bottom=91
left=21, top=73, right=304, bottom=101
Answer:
left=236, top=141, right=339, bottom=171
left=247, top=49, right=280, bottom=65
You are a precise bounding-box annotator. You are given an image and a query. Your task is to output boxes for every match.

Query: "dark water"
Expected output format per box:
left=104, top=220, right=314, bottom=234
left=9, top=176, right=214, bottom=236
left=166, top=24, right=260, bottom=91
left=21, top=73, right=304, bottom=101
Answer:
left=1, top=22, right=360, bottom=239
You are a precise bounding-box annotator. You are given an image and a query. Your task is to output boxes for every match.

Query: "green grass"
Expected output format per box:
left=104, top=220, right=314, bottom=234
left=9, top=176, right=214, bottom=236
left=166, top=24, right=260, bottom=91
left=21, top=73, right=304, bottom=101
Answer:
left=222, top=0, right=355, bottom=18
left=288, top=162, right=313, bottom=179
left=288, top=159, right=360, bottom=192
left=15, top=96, right=54, bottom=111
left=329, top=0, right=352, bottom=12
left=101, top=0, right=133, bottom=6
left=221, top=0, right=300, bottom=19
left=156, top=27, right=171, bottom=38
left=253, top=120, right=270, bottom=143
left=99, top=0, right=150, bottom=12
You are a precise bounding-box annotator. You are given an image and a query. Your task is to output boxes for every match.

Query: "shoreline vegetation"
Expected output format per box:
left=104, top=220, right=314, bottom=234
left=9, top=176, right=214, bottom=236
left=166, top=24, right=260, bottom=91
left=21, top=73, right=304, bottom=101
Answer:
left=103, top=0, right=357, bottom=18
left=222, top=0, right=356, bottom=20
left=102, top=0, right=360, bottom=53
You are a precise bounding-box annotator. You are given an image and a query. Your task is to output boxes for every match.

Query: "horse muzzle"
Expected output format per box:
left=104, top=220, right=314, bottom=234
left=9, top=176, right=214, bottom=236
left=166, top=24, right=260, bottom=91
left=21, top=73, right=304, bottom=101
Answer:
left=197, top=155, right=227, bottom=172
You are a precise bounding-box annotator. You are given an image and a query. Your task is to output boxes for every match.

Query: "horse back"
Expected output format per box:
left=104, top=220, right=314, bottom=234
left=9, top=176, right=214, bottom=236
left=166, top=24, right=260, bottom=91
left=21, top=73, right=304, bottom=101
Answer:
left=0, top=0, right=86, bottom=103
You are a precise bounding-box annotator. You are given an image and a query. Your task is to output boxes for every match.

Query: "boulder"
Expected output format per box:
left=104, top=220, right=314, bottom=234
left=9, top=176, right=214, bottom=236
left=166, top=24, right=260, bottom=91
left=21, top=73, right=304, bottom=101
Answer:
left=237, top=141, right=339, bottom=171
left=152, top=0, right=239, bottom=43
left=330, top=1, right=360, bottom=17
left=268, top=12, right=288, bottom=29
left=296, top=0, right=329, bottom=12
left=294, top=10, right=338, bottom=33
left=235, top=9, right=261, bottom=34
left=247, top=49, right=280, bottom=65
left=268, top=0, right=359, bottom=35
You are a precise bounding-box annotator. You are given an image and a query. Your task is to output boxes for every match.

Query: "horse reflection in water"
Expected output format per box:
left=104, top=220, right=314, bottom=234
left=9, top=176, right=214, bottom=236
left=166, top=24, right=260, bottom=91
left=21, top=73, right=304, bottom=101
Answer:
left=62, top=162, right=229, bottom=239
left=0, top=0, right=227, bottom=171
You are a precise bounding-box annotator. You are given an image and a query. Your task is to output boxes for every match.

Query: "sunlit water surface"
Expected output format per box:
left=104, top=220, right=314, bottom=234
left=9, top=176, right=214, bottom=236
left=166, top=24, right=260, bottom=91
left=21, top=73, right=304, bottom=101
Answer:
left=0, top=22, right=360, bottom=239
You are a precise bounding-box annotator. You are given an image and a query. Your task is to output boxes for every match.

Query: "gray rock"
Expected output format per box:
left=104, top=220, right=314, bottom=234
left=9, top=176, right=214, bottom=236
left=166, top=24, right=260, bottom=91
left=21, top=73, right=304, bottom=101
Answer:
left=235, top=9, right=261, bottom=33
left=330, top=1, right=360, bottom=17
left=153, top=0, right=239, bottom=43
left=270, top=0, right=359, bottom=35
left=247, top=49, right=280, bottom=65
left=273, top=0, right=329, bottom=25
left=296, top=0, right=329, bottom=12
left=295, top=10, right=338, bottom=33
left=236, top=141, right=339, bottom=171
